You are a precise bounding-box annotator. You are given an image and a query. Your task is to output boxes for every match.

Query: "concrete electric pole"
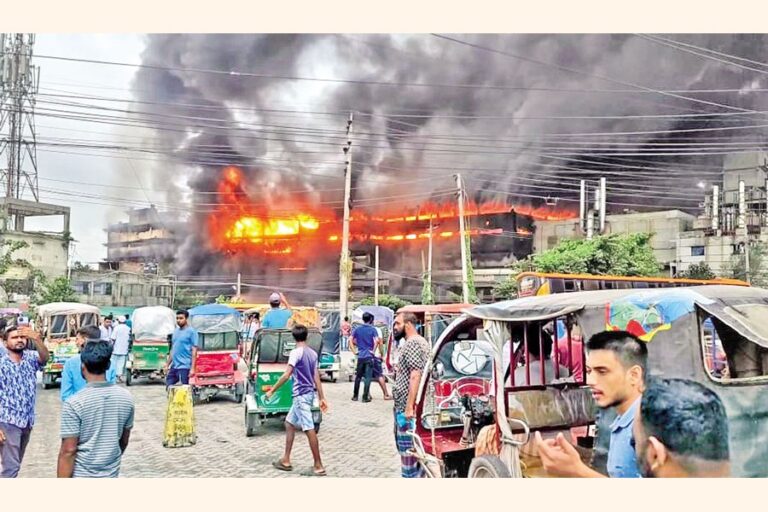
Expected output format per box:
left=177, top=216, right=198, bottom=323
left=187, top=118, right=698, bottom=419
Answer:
left=455, top=174, right=470, bottom=304
left=339, top=113, right=354, bottom=318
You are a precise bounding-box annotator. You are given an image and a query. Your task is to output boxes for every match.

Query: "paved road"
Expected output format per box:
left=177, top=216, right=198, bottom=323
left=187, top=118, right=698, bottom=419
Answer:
left=19, top=363, right=401, bottom=478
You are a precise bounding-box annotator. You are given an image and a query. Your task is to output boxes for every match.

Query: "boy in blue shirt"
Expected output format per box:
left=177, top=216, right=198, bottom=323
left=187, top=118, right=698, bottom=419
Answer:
left=166, top=310, right=198, bottom=386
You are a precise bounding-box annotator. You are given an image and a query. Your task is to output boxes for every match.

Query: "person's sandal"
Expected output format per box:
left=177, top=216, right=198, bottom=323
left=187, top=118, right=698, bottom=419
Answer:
left=301, top=467, right=327, bottom=477
left=272, top=460, right=293, bottom=472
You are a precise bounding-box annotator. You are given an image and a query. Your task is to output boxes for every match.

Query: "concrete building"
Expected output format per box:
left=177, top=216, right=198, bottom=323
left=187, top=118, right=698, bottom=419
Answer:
left=534, top=210, right=696, bottom=274
left=0, top=198, right=70, bottom=295
left=106, top=206, right=182, bottom=271
left=70, top=266, right=174, bottom=308
left=675, top=152, right=768, bottom=278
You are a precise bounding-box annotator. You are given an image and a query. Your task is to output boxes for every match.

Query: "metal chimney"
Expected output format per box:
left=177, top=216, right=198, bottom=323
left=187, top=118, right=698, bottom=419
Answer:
left=579, top=180, right=586, bottom=232
left=599, top=177, right=606, bottom=233
left=738, top=180, right=746, bottom=229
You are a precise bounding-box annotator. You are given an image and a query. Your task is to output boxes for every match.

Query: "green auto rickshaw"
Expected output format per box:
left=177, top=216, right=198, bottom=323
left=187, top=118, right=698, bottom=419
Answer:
left=125, top=306, right=176, bottom=386
left=244, top=328, right=323, bottom=437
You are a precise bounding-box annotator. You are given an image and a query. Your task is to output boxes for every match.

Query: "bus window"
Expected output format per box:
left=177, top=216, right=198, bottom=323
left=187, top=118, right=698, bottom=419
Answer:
left=603, top=281, right=615, bottom=290
left=563, top=279, right=578, bottom=292
left=549, top=278, right=566, bottom=294
left=582, top=280, right=600, bottom=291
left=632, top=281, right=649, bottom=288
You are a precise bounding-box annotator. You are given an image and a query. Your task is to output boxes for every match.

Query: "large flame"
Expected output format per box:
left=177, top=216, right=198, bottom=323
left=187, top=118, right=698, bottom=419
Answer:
left=206, top=166, right=575, bottom=256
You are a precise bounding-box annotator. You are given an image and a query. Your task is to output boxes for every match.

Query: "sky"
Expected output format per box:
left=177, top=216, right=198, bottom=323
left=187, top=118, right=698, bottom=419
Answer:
left=26, top=34, right=148, bottom=264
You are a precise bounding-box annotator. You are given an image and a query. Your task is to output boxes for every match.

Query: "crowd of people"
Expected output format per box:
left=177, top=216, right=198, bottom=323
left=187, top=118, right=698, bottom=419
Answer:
left=0, top=296, right=733, bottom=479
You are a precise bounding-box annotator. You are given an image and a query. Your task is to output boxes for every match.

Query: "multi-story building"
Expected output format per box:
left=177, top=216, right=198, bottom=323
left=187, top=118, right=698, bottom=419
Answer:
left=106, top=205, right=182, bottom=271
left=71, top=264, right=174, bottom=308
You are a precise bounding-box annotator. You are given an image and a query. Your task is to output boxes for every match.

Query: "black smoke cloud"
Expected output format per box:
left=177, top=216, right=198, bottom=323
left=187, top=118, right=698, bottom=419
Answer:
left=130, top=34, right=768, bottom=284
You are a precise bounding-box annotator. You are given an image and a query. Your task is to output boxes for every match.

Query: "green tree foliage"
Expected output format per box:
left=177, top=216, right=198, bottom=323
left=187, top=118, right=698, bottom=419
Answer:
left=725, top=242, right=767, bottom=287
left=36, top=276, right=77, bottom=304
left=360, top=294, right=412, bottom=311
left=0, top=240, right=30, bottom=275
left=493, top=233, right=663, bottom=299
left=678, top=262, right=716, bottom=280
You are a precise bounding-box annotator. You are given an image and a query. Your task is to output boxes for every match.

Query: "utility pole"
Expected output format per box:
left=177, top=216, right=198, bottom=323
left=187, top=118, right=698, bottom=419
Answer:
left=236, top=272, right=241, bottom=299
left=455, top=174, right=470, bottom=303
left=339, top=113, right=353, bottom=318
left=427, top=218, right=433, bottom=299
left=374, top=245, right=380, bottom=306
left=744, top=240, right=751, bottom=285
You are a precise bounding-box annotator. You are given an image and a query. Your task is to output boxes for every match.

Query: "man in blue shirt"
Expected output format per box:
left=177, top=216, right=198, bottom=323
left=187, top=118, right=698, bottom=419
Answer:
left=61, top=325, right=117, bottom=402
left=166, top=310, right=198, bottom=386
left=0, top=324, right=50, bottom=477
left=350, top=312, right=378, bottom=403
left=261, top=292, right=292, bottom=329
left=536, top=330, right=646, bottom=478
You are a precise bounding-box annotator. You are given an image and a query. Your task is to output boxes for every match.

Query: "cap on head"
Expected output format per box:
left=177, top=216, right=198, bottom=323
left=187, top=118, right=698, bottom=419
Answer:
left=269, top=292, right=281, bottom=302
left=117, top=315, right=126, bottom=323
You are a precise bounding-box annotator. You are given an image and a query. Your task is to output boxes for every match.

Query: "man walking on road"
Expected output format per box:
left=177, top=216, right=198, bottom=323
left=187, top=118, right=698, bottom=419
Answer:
left=166, top=310, right=198, bottom=386
left=61, top=325, right=117, bottom=402
left=0, top=324, right=50, bottom=478
left=110, top=316, right=131, bottom=383
left=350, top=312, right=377, bottom=402
left=392, top=311, right=430, bottom=478
left=58, top=340, right=135, bottom=478
left=267, top=324, right=329, bottom=476
left=99, top=315, right=114, bottom=343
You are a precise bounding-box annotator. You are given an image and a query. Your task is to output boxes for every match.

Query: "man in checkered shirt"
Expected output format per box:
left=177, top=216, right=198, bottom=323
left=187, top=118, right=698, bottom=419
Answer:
left=392, top=312, right=431, bottom=478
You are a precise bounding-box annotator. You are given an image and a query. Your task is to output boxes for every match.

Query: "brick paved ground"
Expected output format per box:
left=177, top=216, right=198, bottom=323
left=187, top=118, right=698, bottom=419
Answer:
left=19, top=360, right=401, bottom=478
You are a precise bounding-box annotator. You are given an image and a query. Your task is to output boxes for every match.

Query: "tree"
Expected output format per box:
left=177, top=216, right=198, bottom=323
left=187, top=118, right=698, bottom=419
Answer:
left=71, top=261, right=93, bottom=272
left=36, top=276, right=77, bottom=304
left=360, top=294, right=412, bottom=311
left=679, top=262, right=716, bottom=280
left=0, top=240, right=30, bottom=275
left=492, top=277, right=518, bottom=301
left=725, top=242, right=767, bottom=287
left=494, top=233, right=663, bottom=296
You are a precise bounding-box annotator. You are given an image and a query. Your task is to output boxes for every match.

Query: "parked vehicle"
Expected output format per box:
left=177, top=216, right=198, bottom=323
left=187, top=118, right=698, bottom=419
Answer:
left=407, top=285, right=768, bottom=477
left=125, top=306, right=176, bottom=386
left=188, top=304, right=245, bottom=404
left=36, top=302, right=100, bottom=389
left=244, top=327, right=324, bottom=436
left=319, top=309, right=341, bottom=382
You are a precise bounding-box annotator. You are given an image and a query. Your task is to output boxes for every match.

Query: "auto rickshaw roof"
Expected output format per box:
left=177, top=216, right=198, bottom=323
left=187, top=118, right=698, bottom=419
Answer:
left=465, top=285, right=768, bottom=322
left=132, top=306, right=176, bottom=339
left=397, top=303, right=472, bottom=315
left=36, top=302, right=100, bottom=317
left=189, top=304, right=240, bottom=317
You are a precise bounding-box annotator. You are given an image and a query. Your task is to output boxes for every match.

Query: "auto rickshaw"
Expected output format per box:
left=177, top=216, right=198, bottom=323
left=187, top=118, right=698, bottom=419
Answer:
left=36, top=302, right=100, bottom=389
left=188, top=304, right=245, bottom=405
left=346, top=305, right=394, bottom=382
left=244, top=327, right=324, bottom=436
left=407, top=285, right=768, bottom=477
left=319, top=309, right=341, bottom=382
left=125, top=306, right=176, bottom=386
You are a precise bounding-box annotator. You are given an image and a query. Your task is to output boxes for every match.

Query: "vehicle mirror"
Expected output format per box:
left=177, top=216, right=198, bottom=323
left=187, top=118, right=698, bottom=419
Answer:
left=431, top=362, right=445, bottom=380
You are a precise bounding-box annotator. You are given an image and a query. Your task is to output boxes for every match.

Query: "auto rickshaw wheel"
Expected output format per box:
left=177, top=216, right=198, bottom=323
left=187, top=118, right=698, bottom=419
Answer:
left=234, top=383, right=244, bottom=403
left=125, top=370, right=133, bottom=387
left=42, top=373, right=54, bottom=389
left=192, top=389, right=202, bottom=406
left=245, top=413, right=263, bottom=437
left=468, top=455, right=512, bottom=478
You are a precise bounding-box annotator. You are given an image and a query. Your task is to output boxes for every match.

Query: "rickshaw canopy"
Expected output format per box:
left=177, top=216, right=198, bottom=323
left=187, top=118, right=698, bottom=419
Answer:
left=188, top=304, right=241, bottom=334
left=352, top=305, right=394, bottom=327
left=253, top=328, right=324, bottom=364
left=37, top=302, right=100, bottom=317
left=132, top=306, right=176, bottom=341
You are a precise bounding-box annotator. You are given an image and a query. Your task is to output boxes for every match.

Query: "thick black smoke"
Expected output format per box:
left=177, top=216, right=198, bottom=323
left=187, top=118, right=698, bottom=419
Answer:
left=130, top=34, right=768, bottom=290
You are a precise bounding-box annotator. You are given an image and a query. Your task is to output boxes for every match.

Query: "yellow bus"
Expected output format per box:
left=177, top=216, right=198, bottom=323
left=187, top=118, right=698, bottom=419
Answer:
left=515, top=272, right=749, bottom=298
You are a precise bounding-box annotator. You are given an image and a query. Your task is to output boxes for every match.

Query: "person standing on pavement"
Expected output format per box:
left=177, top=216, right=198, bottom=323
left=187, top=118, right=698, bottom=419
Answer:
left=372, top=324, right=392, bottom=400
left=340, top=316, right=351, bottom=352
left=99, top=315, right=114, bottom=343
left=350, top=312, right=377, bottom=402
left=58, top=340, right=135, bottom=478
left=536, top=330, right=647, bottom=478
left=267, top=324, right=329, bottom=477
left=261, top=292, right=292, bottom=329
left=110, top=316, right=131, bottom=383
left=0, top=324, right=50, bottom=478
left=61, top=325, right=117, bottom=402
left=391, top=311, right=431, bottom=478
left=166, top=310, right=198, bottom=386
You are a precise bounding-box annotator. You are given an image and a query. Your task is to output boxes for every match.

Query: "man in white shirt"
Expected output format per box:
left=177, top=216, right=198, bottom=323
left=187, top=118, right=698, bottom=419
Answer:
left=99, top=316, right=114, bottom=343
left=110, top=316, right=131, bottom=383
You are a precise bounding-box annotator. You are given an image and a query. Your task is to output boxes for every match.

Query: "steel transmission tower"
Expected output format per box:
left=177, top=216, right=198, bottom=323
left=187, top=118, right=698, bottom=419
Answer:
left=0, top=33, right=40, bottom=229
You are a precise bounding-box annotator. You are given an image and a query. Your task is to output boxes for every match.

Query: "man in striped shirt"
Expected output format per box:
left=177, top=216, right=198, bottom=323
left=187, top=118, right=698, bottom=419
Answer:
left=57, top=340, right=135, bottom=478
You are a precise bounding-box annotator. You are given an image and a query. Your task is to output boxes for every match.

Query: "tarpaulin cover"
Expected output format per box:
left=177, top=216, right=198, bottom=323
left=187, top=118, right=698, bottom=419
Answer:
left=320, top=310, right=340, bottom=354
left=352, top=306, right=394, bottom=328
left=189, top=304, right=241, bottom=333
left=37, top=302, right=100, bottom=317
left=132, top=306, right=176, bottom=341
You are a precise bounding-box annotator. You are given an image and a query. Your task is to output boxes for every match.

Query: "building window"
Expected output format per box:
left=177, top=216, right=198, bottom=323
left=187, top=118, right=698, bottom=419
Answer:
left=72, top=281, right=90, bottom=294
left=93, top=283, right=113, bottom=295
left=121, top=284, right=144, bottom=297
left=690, top=246, right=705, bottom=257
